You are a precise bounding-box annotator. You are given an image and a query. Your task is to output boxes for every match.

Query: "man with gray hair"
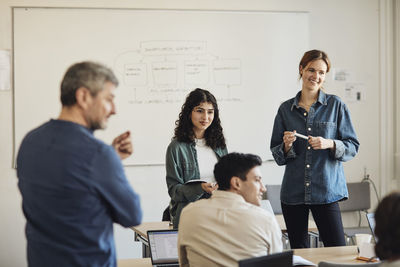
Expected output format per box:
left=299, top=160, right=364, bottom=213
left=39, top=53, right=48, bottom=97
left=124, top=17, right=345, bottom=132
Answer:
left=17, top=61, right=142, bottom=267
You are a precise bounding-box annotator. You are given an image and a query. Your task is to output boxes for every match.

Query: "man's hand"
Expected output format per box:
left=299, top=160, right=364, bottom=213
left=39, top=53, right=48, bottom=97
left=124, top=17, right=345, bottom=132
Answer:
left=112, top=131, right=133, bottom=160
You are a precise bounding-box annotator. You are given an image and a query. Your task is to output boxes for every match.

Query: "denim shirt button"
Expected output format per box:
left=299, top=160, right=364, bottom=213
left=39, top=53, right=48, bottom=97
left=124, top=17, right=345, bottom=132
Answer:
left=306, top=164, right=310, bottom=168
left=303, top=112, right=307, bottom=116
left=306, top=182, right=310, bottom=186
left=307, top=146, right=311, bottom=150
left=308, top=127, right=311, bottom=131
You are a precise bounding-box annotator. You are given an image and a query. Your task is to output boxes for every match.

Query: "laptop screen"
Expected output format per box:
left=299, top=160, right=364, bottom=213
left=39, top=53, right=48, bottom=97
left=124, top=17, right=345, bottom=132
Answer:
left=148, top=230, right=179, bottom=264
left=366, top=212, right=377, bottom=242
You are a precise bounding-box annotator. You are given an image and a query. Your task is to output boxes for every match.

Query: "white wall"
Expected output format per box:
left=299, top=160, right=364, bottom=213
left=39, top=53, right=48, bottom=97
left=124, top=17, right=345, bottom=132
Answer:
left=395, top=0, right=400, bottom=185
left=0, top=1, right=396, bottom=266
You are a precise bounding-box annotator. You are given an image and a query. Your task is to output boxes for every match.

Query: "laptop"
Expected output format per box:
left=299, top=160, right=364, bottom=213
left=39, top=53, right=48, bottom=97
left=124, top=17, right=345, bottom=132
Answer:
left=238, top=250, right=293, bottom=267
left=148, top=229, right=180, bottom=267
left=366, top=212, right=377, bottom=242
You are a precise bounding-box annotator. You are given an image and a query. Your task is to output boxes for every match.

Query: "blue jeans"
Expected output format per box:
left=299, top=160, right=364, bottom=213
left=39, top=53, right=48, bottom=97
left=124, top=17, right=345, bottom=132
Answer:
left=281, top=202, right=345, bottom=248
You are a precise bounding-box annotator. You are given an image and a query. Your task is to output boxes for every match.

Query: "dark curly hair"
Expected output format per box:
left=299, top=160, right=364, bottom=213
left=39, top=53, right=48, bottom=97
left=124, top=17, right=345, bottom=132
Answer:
left=173, top=88, right=226, bottom=149
left=374, top=191, right=400, bottom=260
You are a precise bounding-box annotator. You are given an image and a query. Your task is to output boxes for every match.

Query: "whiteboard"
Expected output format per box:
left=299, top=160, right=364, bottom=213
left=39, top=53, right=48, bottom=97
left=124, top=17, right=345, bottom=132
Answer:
left=13, top=7, right=309, bottom=165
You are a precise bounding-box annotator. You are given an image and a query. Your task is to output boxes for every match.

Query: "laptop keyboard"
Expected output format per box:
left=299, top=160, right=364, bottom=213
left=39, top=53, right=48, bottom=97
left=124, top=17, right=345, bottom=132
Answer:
left=157, top=264, right=179, bottom=267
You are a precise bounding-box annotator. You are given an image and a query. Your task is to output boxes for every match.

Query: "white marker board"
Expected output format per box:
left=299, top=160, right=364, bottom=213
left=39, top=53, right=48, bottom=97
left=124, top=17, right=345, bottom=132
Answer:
left=13, top=7, right=309, bottom=165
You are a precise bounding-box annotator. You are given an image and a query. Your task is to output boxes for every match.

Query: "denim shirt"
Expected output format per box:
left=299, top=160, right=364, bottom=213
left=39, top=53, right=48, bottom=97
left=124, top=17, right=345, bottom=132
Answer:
left=270, top=91, right=360, bottom=205
left=166, top=139, right=228, bottom=228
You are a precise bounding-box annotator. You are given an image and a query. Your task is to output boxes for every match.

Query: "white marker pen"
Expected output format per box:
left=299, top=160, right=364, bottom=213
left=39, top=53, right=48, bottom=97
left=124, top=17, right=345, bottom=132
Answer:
left=294, top=132, right=309, bottom=140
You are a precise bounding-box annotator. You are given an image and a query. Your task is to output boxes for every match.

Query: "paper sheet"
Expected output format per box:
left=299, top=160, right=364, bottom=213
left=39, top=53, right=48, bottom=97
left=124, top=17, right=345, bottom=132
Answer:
left=293, top=255, right=316, bottom=266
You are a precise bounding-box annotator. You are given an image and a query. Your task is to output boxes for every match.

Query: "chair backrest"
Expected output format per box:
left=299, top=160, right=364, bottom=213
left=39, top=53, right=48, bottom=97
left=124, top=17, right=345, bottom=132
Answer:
left=260, top=199, right=274, bottom=214
left=239, top=250, right=293, bottom=267
left=264, top=184, right=282, bottom=214
left=162, top=206, right=170, bottom=221
left=318, top=261, right=380, bottom=267
left=339, top=182, right=371, bottom=212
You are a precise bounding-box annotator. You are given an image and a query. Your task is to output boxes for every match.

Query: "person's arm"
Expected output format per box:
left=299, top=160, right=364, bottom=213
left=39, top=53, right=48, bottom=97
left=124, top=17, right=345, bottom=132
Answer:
left=165, top=144, right=205, bottom=203
left=330, top=103, right=360, bottom=161
left=270, top=107, right=296, bottom=165
left=92, top=145, right=142, bottom=227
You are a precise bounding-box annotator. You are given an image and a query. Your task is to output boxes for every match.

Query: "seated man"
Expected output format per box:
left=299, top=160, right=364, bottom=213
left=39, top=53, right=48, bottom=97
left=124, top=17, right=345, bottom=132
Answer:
left=178, top=152, right=283, bottom=267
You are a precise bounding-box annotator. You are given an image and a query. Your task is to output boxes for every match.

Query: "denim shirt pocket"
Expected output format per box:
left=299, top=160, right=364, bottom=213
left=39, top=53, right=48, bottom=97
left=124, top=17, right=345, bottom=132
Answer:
left=315, top=122, right=337, bottom=139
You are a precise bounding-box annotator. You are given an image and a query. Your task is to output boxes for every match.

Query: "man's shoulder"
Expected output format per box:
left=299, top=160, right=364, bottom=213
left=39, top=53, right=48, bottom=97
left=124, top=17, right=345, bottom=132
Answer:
left=20, top=119, right=113, bottom=158
left=21, top=120, right=53, bottom=140
left=182, top=195, right=274, bottom=220
left=183, top=197, right=210, bottom=209
left=180, top=198, right=213, bottom=217
left=239, top=202, right=276, bottom=220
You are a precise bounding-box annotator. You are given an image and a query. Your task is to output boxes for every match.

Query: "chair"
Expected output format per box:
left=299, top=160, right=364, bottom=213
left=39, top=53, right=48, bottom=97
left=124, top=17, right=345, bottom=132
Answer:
left=264, top=184, right=291, bottom=248
left=318, top=261, right=381, bottom=267
left=260, top=199, right=274, bottom=214
left=339, top=182, right=372, bottom=245
left=238, top=250, right=293, bottom=267
left=264, top=184, right=282, bottom=214
left=162, top=206, right=170, bottom=221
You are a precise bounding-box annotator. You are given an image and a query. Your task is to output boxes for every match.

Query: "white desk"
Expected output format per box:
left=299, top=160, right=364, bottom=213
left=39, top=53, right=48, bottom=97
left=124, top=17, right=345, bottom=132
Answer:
left=118, top=246, right=366, bottom=267
left=131, top=218, right=317, bottom=257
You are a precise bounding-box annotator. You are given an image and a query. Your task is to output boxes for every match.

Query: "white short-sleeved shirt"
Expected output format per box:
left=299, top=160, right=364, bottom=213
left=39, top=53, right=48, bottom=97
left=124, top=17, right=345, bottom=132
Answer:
left=195, top=138, right=218, bottom=183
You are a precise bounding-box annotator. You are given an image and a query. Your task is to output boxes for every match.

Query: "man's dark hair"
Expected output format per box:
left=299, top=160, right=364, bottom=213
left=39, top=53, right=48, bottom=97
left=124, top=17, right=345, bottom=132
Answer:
left=214, top=152, right=262, bottom=191
left=60, top=61, right=118, bottom=106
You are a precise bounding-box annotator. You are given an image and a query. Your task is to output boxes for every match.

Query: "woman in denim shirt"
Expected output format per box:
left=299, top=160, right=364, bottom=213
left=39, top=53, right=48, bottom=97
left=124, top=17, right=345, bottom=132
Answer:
left=166, top=88, right=228, bottom=228
left=270, top=50, right=360, bottom=248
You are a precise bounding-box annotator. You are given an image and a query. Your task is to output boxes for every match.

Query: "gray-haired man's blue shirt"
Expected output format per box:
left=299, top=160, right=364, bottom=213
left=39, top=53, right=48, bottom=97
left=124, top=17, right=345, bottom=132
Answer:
left=17, top=119, right=142, bottom=267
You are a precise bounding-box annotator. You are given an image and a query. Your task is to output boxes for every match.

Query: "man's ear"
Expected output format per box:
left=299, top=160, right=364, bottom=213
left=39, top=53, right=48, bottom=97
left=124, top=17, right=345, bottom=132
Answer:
left=75, top=87, right=91, bottom=110
left=230, top=176, right=242, bottom=191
